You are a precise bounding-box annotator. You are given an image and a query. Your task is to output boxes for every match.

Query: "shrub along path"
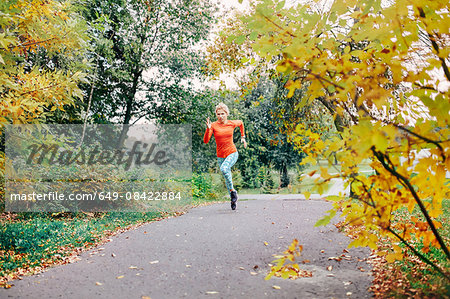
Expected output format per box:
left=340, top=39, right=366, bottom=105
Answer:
left=0, top=194, right=373, bottom=298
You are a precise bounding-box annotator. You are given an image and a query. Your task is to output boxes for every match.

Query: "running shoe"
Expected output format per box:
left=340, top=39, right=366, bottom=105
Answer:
left=230, top=190, right=238, bottom=210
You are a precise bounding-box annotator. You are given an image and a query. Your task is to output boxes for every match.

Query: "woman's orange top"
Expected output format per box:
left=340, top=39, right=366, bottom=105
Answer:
left=203, top=120, right=245, bottom=158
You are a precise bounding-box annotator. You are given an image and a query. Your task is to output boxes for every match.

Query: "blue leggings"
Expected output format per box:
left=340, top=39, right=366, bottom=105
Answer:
left=217, top=151, right=238, bottom=193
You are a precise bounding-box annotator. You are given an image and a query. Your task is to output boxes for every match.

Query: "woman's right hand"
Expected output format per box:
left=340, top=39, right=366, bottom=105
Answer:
left=206, top=117, right=211, bottom=129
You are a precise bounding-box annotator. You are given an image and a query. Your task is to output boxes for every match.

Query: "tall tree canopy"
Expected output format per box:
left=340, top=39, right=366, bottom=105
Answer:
left=82, top=0, right=217, bottom=125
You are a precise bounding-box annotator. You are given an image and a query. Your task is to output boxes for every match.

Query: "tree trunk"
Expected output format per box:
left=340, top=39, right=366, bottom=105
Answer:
left=280, top=162, right=289, bottom=188
left=118, top=69, right=142, bottom=148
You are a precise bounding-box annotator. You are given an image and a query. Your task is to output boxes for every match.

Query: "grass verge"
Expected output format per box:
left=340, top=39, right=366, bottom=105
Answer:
left=337, top=198, right=450, bottom=298
left=367, top=198, right=450, bottom=298
left=0, top=209, right=186, bottom=288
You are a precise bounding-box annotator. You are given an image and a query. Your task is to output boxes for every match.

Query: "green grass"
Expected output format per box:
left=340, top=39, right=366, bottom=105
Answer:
left=299, top=158, right=373, bottom=174
left=239, top=176, right=319, bottom=195
left=381, top=198, right=450, bottom=297
left=0, top=211, right=162, bottom=281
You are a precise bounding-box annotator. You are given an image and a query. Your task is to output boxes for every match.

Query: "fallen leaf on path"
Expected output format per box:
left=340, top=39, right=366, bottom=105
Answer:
left=341, top=254, right=352, bottom=260
left=239, top=267, right=245, bottom=270
left=301, top=259, right=310, bottom=264
left=116, top=275, right=124, bottom=279
left=95, top=282, right=103, bottom=286
left=129, top=266, right=138, bottom=269
left=250, top=272, right=258, bottom=275
left=272, top=285, right=281, bottom=290
left=346, top=292, right=352, bottom=296
left=111, top=253, right=116, bottom=257
left=206, top=291, right=218, bottom=294
left=343, top=281, right=352, bottom=286
left=328, top=256, right=342, bottom=261
left=142, top=296, right=151, bottom=299
left=149, top=260, right=159, bottom=264
left=253, top=265, right=259, bottom=269
left=320, top=250, right=325, bottom=253
left=327, top=265, right=333, bottom=271
left=186, top=265, right=191, bottom=268
left=264, top=242, right=269, bottom=246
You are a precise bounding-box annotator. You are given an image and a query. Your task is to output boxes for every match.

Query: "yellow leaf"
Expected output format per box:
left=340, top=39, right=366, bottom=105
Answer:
left=303, top=191, right=311, bottom=200
left=385, top=254, right=396, bottom=263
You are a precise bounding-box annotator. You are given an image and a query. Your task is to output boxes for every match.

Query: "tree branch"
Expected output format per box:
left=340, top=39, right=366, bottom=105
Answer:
left=371, top=147, right=450, bottom=260
left=387, top=227, right=450, bottom=281
left=262, top=15, right=297, bottom=38
left=360, top=104, right=446, bottom=162
left=391, top=123, right=446, bottom=163
left=0, top=38, right=57, bottom=51
left=417, top=7, right=450, bottom=82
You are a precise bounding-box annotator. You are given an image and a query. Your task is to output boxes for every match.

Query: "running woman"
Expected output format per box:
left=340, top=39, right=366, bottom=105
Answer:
left=203, top=103, right=247, bottom=210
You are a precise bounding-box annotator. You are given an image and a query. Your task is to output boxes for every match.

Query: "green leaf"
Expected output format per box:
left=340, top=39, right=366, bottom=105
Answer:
left=235, top=35, right=245, bottom=45
left=249, top=31, right=258, bottom=41
left=315, top=209, right=336, bottom=227
left=276, top=0, right=286, bottom=10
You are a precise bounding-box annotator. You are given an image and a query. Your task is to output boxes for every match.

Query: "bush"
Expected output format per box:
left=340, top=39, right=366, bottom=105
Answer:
left=261, top=168, right=275, bottom=194
left=231, top=169, right=243, bottom=191
left=192, top=172, right=220, bottom=200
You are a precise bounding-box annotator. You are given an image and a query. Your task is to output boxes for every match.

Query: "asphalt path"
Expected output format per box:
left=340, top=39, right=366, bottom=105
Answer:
left=1, top=196, right=373, bottom=299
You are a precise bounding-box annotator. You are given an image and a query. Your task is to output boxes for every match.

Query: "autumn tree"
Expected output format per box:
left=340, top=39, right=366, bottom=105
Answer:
left=0, top=0, right=89, bottom=207
left=0, top=0, right=88, bottom=126
left=238, top=0, right=449, bottom=277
